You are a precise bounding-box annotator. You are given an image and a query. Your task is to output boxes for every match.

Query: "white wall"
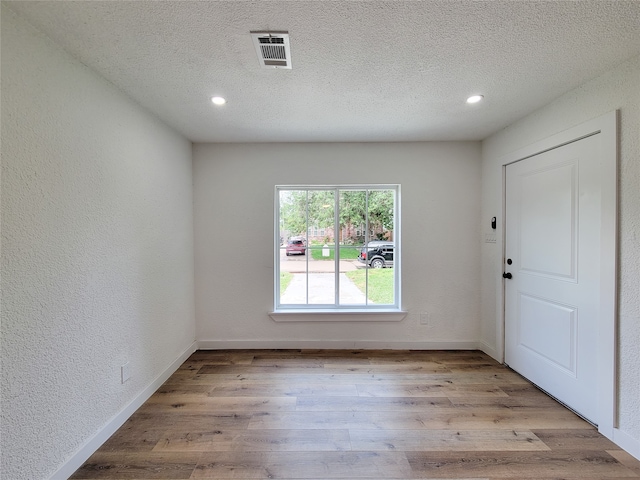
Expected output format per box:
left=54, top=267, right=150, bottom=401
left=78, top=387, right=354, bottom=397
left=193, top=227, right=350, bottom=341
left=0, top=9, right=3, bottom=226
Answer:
left=194, top=142, right=481, bottom=348
left=1, top=7, right=196, bottom=479
left=480, top=55, right=640, bottom=456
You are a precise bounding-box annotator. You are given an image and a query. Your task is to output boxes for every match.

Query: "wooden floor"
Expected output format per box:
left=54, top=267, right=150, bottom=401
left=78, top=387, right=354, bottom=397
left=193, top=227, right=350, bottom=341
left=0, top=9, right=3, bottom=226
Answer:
left=71, top=350, right=640, bottom=479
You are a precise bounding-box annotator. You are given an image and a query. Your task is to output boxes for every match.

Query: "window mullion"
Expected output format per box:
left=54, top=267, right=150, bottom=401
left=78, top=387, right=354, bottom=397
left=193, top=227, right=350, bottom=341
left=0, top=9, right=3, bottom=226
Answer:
left=275, top=189, right=281, bottom=307
left=394, top=187, right=399, bottom=306
left=305, top=190, right=310, bottom=305
left=334, top=188, right=340, bottom=306
left=365, top=190, right=369, bottom=305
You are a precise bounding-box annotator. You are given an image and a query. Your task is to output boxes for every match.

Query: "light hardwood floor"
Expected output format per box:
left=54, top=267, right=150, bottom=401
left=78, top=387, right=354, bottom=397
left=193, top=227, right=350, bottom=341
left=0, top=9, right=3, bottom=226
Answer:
left=71, top=350, right=640, bottom=479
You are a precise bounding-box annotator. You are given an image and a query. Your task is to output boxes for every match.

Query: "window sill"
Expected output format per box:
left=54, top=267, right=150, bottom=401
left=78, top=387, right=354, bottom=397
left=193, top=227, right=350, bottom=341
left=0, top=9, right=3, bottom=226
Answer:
left=269, top=310, right=407, bottom=322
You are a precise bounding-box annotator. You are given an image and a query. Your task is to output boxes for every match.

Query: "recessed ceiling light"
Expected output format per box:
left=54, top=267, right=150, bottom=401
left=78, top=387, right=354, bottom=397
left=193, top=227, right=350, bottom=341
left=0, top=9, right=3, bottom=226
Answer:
left=466, top=95, right=484, bottom=104
left=211, top=96, right=226, bottom=105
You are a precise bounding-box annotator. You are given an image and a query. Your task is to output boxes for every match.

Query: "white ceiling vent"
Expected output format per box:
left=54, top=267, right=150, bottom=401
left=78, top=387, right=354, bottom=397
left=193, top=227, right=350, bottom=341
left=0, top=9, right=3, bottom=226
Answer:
left=251, top=31, right=292, bottom=69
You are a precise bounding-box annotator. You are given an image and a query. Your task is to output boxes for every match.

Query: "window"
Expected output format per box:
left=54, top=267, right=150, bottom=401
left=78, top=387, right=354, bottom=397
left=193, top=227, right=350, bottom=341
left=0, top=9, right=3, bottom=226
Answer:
left=276, top=185, right=400, bottom=311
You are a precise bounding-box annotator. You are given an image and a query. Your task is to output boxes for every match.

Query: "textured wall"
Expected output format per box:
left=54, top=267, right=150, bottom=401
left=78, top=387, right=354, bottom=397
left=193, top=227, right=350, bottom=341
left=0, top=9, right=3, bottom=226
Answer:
left=480, top=55, right=640, bottom=453
left=193, top=142, right=482, bottom=347
left=1, top=7, right=195, bottom=479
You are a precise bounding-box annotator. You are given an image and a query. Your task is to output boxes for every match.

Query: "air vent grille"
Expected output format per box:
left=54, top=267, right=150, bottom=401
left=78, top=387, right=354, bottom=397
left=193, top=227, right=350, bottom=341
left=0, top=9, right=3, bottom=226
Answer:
left=258, top=37, right=284, bottom=45
left=261, top=44, right=286, bottom=60
left=251, top=31, right=292, bottom=69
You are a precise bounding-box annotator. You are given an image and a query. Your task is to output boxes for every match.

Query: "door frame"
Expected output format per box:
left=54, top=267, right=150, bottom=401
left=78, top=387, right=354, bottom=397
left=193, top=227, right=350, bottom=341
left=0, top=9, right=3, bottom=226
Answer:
left=498, top=111, right=618, bottom=438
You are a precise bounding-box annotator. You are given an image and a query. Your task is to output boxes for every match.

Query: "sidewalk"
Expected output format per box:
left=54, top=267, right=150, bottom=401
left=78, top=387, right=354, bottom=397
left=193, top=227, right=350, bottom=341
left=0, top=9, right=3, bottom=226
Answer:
left=279, top=257, right=363, bottom=273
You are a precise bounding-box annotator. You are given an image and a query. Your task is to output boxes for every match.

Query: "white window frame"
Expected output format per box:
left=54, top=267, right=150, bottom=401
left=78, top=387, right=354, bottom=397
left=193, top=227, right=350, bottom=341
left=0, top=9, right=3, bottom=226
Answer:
left=272, top=185, right=403, bottom=319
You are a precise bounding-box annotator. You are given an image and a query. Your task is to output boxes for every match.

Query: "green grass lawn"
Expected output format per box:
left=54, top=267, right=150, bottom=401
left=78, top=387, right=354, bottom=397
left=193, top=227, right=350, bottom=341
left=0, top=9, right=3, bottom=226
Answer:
left=345, top=268, right=394, bottom=304
left=309, top=245, right=361, bottom=261
left=280, top=271, right=293, bottom=293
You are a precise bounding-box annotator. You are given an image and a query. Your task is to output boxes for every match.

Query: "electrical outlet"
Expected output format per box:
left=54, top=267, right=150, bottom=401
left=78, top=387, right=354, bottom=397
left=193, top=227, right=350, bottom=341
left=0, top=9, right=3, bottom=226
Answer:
left=420, top=313, right=429, bottom=325
left=121, top=362, right=131, bottom=384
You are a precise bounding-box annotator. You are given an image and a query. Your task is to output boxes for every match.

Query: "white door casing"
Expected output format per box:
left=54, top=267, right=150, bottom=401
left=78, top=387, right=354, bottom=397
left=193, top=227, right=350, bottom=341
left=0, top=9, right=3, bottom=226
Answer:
left=499, top=111, right=617, bottom=437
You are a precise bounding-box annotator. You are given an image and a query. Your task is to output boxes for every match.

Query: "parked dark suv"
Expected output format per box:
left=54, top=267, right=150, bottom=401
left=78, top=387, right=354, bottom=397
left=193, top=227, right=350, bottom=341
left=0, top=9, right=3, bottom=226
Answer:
left=358, top=241, right=394, bottom=268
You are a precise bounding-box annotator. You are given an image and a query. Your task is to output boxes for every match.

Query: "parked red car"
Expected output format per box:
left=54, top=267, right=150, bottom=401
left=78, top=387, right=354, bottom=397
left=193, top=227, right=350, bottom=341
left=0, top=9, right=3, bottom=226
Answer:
left=285, top=237, right=306, bottom=256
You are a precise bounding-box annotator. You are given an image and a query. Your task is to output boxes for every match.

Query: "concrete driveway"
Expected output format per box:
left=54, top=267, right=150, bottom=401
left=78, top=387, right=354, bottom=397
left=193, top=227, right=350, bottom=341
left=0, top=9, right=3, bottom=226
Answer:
left=280, top=272, right=370, bottom=304
left=279, top=248, right=370, bottom=304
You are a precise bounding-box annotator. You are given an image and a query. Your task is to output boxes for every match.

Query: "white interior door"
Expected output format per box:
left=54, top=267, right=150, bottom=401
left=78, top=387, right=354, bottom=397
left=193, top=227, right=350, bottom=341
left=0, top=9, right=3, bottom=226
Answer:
left=504, top=134, right=602, bottom=423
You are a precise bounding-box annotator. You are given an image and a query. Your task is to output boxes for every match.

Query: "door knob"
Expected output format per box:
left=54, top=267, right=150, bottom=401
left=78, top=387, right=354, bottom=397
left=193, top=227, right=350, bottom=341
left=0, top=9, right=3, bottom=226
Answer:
left=503, top=272, right=512, bottom=279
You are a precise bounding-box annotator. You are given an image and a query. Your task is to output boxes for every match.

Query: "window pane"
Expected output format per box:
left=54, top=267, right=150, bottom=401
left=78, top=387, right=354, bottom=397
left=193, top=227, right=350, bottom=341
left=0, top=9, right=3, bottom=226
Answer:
left=340, top=244, right=365, bottom=305
left=337, top=190, right=366, bottom=305
left=364, top=189, right=395, bottom=305
left=367, top=189, right=395, bottom=242
left=338, top=190, right=367, bottom=244
left=279, top=190, right=308, bottom=304
left=307, top=190, right=335, bottom=304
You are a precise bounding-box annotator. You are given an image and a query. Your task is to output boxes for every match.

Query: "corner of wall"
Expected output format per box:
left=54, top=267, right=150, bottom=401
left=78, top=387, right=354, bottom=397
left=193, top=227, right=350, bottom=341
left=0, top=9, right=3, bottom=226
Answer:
left=49, top=342, right=198, bottom=480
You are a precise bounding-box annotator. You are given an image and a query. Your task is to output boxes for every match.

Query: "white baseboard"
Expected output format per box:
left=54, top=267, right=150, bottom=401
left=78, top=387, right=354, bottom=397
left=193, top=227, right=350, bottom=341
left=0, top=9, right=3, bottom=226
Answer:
left=613, top=428, right=640, bottom=461
left=197, top=340, right=481, bottom=350
left=49, top=341, right=198, bottom=480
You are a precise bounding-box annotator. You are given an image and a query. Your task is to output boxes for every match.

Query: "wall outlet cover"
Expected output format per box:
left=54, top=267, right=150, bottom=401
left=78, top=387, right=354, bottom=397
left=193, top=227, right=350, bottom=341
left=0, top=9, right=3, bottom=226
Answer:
left=121, top=362, right=131, bottom=384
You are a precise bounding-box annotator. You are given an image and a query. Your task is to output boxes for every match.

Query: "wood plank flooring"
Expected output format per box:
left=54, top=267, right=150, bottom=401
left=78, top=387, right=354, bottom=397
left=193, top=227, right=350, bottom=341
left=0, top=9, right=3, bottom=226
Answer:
left=71, top=350, right=640, bottom=479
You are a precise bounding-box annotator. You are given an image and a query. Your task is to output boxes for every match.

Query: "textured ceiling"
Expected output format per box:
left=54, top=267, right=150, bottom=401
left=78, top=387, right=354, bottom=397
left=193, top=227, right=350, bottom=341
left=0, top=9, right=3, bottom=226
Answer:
left=5, top=1, right=640, bottom=143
